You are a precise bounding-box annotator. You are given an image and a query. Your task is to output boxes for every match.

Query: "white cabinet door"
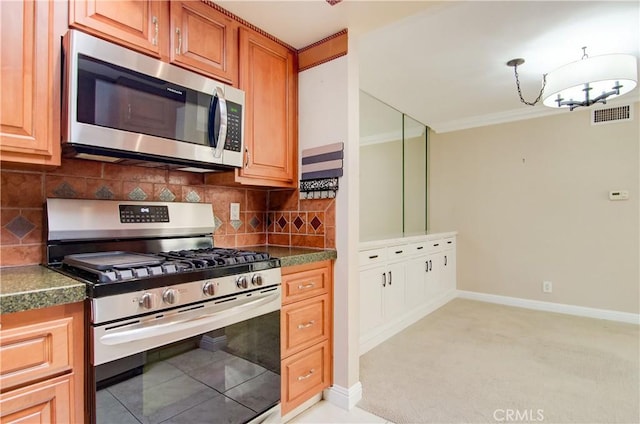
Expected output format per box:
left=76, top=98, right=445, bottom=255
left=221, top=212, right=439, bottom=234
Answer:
left=359, top=266, right=385, bottom=335
left=384, top=262, right=406, bottom=320
left=405, top=256, right=428, bottom=310
left=442, top=248, right=456, bottom=292
left=424, top=253, right=440, bottom=300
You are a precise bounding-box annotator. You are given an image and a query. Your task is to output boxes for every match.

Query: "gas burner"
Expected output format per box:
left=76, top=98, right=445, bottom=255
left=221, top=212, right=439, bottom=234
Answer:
left=160, top=248, right=271, bottom=266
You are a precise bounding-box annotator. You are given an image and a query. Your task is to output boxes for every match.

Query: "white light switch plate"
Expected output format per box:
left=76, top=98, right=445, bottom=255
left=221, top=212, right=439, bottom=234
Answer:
left=230, top=203, right=240, bottom=220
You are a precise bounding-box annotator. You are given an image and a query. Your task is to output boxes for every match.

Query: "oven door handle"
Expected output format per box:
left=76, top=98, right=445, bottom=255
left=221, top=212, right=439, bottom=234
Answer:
left=99, top=293, right=278, bottom=346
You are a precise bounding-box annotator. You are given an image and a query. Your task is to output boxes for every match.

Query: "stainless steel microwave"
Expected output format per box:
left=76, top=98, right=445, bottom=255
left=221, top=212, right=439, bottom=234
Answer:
left=62, top=30, right=245, bottom=172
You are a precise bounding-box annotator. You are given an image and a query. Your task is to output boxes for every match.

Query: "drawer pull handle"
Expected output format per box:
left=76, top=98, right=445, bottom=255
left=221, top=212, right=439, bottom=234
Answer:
left=298, top=369, right=315, bottom=380
left=297, top=320, right=315, bottom=329
left=298, top=283, right=315, bottom=289
left=395, top=250, right=403, bottom=254
left=416, top=246, right=424, bottom=250
left=447, top=240, right=452, bottom=244
left=433, top=243, right=440, bottom=247
left=368, top=254, right=378, bottom=259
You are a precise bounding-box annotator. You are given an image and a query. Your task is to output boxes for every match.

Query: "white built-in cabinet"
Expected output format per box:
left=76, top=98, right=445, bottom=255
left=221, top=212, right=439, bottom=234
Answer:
left=359, top=233, right=457, bottom=354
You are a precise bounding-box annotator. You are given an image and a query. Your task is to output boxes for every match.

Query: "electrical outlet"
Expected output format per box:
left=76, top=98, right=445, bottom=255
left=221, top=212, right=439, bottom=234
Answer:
left=542, top=281, right=553, bottom=293
left=230, top=203, right=240, bottom=221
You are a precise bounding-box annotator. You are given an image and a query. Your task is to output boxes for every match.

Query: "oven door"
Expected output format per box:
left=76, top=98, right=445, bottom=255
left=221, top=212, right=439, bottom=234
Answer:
left=89, top=289, right=281, bottom=424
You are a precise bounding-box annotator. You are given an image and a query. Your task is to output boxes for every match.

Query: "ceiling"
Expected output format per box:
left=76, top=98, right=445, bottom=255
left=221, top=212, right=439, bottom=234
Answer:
left=218, top=1, right=640, bottom=133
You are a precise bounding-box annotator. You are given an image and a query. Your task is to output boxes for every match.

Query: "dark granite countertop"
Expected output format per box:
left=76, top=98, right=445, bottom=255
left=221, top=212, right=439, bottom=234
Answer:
left=0, top=247, right=336, bottom=315
left=0, top=266, right=85, bottom=315
left=248, top=246, right=337, bottom=268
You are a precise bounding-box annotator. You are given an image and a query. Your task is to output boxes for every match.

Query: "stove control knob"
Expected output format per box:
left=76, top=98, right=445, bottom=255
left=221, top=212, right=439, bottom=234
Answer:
left=252, top=274, right=263, bottom=286
left=163, top=288, right=179, bottom=305
left=236, top=275, right=248, bottom=289
left=203, top=281, right=216, bottom=296
left=139, top=293, right=157, bottom=309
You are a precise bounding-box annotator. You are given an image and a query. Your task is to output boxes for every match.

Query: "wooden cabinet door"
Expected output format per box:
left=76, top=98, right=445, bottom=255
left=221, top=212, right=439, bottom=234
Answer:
left=170, top=1, right=237, bottom=85
left=237, top=28, right=297, bottom=187
left=70, top=0, right=166, bottom=57
left=0, top=0, right=62, bottom=167
left=0, top=374, right=72, bottom=424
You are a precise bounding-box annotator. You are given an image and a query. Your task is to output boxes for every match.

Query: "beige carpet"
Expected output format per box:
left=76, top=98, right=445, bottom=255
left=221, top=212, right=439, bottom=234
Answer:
left=358, top=299, right=639, bottom=424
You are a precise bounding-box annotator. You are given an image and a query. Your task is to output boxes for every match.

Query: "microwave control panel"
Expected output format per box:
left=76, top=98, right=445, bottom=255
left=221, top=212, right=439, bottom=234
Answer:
left=224, top=102, right=242, bottom=152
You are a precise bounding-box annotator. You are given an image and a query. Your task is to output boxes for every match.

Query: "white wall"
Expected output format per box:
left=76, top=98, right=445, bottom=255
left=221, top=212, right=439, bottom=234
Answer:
left=298, top=52, right=361, bottom=402
left=429, top=104, right=640, bottom=314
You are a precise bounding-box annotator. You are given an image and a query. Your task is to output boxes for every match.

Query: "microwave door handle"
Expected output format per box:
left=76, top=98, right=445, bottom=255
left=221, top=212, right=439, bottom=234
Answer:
left=210, top=86, right=227, bottom=159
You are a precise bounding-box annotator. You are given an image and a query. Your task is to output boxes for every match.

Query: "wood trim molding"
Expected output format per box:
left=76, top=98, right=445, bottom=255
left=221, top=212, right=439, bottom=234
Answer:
left=200, top=0, right=297, bottom=51
left=297, top=29, right=348, bottom=72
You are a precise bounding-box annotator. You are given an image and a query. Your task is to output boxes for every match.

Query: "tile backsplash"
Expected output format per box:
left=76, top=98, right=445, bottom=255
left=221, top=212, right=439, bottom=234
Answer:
left=1, top=159, right=335, bottom=267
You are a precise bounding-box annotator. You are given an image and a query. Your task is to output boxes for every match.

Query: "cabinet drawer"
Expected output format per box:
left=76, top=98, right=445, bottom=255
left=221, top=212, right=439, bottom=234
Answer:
left=281, top=340, right=331, bottom=415
left=442, top=237, right=456, bottom=250
left=282, top=261, right=331, bottom=304
left=0, top=373, right=72, bottom=422
left=408, top=241, right=429, bottom=256
left=358, top=248, right=386, bottom=267
left=0, top=318, right=73, bottom=391
left=282, top=294, right=330, bottom=357
left=386, top=245, right=408, bottom=261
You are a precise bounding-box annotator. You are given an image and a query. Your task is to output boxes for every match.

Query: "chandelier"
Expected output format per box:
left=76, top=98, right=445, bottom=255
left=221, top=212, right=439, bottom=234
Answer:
left=507, top=48, right=638, bottom=111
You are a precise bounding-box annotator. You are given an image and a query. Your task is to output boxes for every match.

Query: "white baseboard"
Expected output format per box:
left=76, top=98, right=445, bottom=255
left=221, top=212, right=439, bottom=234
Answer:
left=457, top=290, right=640, bottom=325
left=323, top=382, right=362, bottom=410
left=359, top=289, right=457, bottom=355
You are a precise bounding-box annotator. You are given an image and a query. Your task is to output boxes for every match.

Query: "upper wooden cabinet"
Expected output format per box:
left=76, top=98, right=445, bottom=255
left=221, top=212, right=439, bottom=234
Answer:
left=69, top=0, right=168, bottom=58
left=208, top=27, right=297, bottom=188
left=70, top=1, right=238, bottom=85
left=170, top=1, right=238, bottom=85
left=238, top=28, right=297, bottom=187
left=0, top=0, right=64, bottom=168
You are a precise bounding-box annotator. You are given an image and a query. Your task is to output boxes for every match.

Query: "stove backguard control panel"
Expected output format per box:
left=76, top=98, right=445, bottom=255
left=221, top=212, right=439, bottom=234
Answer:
left=119, top=205, right=170, bottom=223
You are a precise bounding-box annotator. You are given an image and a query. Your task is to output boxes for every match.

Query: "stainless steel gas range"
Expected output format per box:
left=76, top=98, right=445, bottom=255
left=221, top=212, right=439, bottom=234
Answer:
left=46, top=198, right=281, bottom=424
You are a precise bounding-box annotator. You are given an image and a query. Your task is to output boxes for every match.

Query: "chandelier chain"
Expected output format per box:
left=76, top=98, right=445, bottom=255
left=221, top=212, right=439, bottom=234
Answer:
left=513, top=64, right=547, bottom=106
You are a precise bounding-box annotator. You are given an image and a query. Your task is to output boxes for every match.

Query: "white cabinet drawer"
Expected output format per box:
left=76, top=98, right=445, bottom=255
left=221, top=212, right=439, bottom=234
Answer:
left=407, top=241, right=429, bottom=256
left=427, top=239, right=445, bottom=253
left=442, top=237, right=456, bottom=250
left=386, top=245, right=408, bottom=262
left=359, top=248, right=387, bottom=267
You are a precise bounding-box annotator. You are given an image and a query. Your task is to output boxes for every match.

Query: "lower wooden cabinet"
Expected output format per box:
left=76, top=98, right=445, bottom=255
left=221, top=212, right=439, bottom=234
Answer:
left=281, top=340, right=331, bottom=412
left=0, top=303, right=84, bottom=424
left=0, top=374, right=73, bottom=424
left=281, top=260, right=333, bottom=415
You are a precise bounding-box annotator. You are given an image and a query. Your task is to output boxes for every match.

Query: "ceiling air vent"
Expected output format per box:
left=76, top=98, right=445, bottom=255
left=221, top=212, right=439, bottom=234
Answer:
left=591, top=105, right=633, bottom=125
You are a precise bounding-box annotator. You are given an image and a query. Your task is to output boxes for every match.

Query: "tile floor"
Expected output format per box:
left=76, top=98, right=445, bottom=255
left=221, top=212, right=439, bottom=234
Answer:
left=289, top=401, right=393, bottom=424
